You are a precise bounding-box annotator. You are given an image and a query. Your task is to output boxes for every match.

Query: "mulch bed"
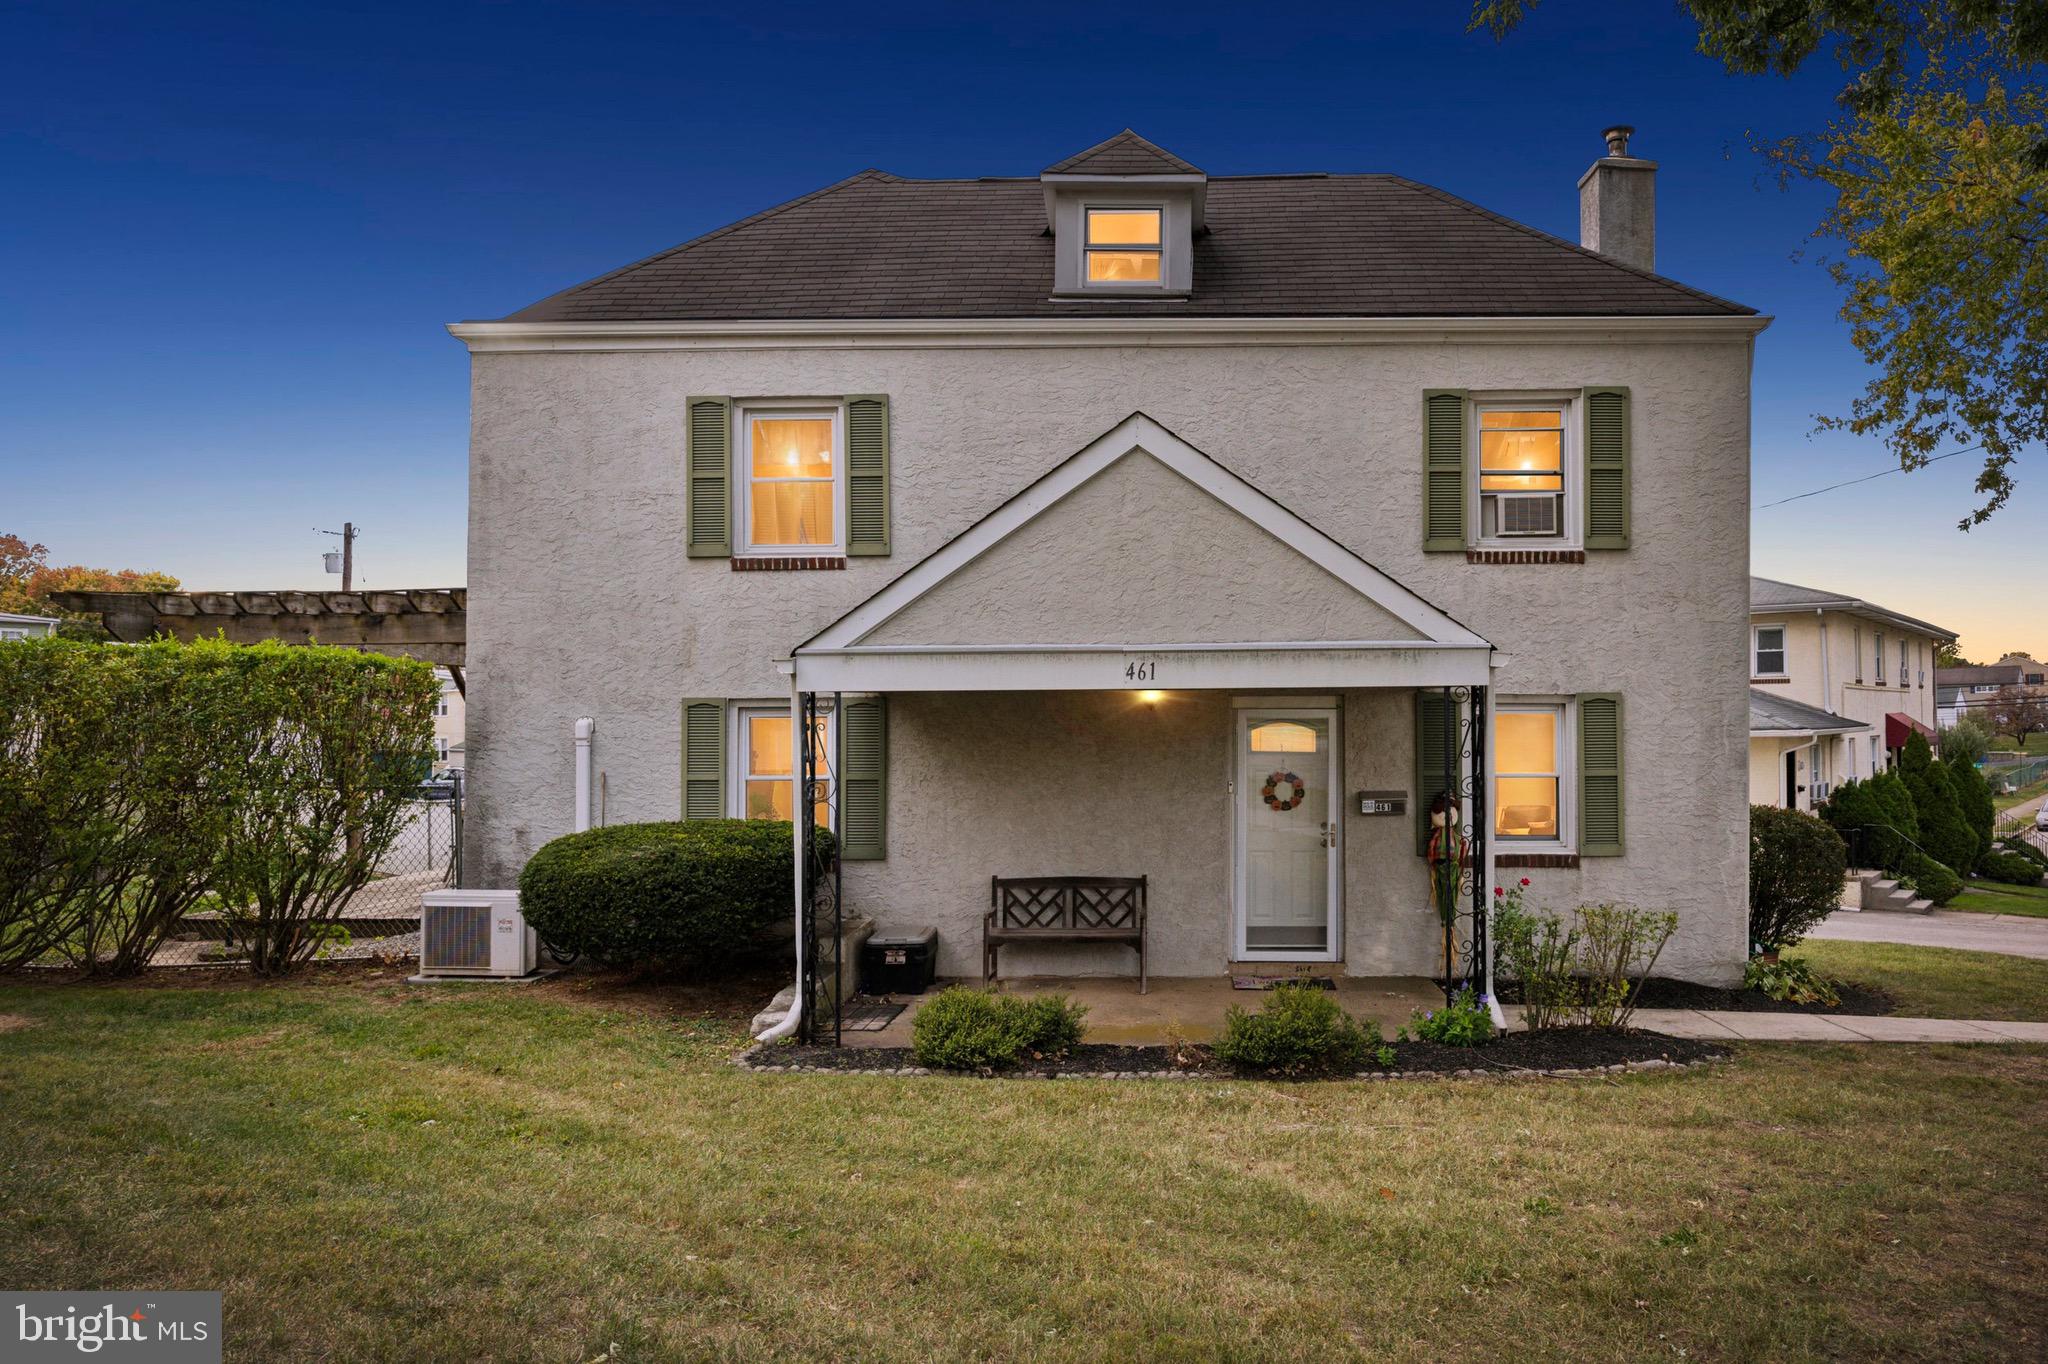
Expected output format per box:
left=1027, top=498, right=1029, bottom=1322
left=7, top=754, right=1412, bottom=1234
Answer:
left=745, top=1027, right=1729, bottom=1081
left=1625, top=976, right=1898, bottom=1017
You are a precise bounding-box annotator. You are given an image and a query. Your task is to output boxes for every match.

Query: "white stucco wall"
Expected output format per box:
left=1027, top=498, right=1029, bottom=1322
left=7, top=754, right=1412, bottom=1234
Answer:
left=463, top=330, right=1756, bottom=983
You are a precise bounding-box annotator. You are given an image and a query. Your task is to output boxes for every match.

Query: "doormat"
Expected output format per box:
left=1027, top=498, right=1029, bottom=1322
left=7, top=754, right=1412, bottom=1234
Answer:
left=1231, top=976, right=1336, bottom=991
left=837, top=999, right=907, bottom=1032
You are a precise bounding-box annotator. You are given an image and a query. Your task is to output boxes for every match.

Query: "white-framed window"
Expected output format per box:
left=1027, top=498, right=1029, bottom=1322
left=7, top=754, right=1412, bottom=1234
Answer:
left=736, top=403, right=843, bottom=556
left=1853, top=626, right=1864, bottom=683
left=1494, top=700, right=1571, bottom=849
left=434, top=737, right=449, bottom=762
left=434, top=695, right=449, bottom=717
left=0, top=629, right=23, bottom=642
left=730, top=702, right=834, bottom=829
left=1084, top=206, right=1162, bottom=285
left=1753, top=624, right=1788, bottom=678
left=1847, top=736, right=1860, bottom=780
left=1473, top=400, right=1573, bottom=544
left=1899, top=638, right=1909, bottom=688
left=1874, top=630, right=1886, bottom=685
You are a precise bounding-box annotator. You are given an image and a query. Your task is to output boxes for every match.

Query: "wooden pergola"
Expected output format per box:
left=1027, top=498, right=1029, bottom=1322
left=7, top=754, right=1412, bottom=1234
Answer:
left=49, top=588, right=467, bottom=689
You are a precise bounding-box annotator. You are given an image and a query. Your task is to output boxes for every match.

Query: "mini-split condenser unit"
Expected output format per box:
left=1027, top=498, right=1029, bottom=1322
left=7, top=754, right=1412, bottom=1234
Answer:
left=419, top=889, right=537, bottom=978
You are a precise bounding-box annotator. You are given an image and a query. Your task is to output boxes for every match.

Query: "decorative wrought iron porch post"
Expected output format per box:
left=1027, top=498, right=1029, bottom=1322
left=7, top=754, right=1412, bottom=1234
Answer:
left=1433, top=685, right=1489, bottom=1004
left=796, top=690, right=843, bottom=1045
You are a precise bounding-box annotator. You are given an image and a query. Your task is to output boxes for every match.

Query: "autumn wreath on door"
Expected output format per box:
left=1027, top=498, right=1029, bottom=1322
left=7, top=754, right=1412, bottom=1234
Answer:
left=1261, top=770, right=1307, bottom=812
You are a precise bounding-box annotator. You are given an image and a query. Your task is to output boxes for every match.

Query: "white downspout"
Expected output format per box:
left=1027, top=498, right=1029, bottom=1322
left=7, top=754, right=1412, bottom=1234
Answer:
left=756, top=666, right=807, bottom=1042
left=572, top=717, right=596, bottom=832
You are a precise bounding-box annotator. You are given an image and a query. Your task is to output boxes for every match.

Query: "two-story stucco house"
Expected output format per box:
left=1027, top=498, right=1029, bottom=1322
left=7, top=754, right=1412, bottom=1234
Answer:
left=451, top=128, right=1766, bottom=1013
left=1748, top=576, right=1955, bottom=812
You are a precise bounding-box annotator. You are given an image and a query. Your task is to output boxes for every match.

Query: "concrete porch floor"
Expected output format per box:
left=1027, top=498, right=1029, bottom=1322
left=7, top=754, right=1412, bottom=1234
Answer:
left=845, top=975, right=1446, bottom=1048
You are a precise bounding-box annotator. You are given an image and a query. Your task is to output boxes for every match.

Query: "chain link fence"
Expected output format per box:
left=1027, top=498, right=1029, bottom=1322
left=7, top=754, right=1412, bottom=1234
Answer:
left=151, top=775, right=461, bottom=967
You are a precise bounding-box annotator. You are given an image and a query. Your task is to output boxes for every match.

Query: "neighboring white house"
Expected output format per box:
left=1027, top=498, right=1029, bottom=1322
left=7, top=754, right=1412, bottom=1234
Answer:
left=432, top=667, right=465, bottom=773
left=452, top=127, right=1767, bottom=986
left=1748, top=576, right=1955, bottom=812
left=1936, top=653, right=2047, bottom=729
left=0, top=612, right=60, bottom=641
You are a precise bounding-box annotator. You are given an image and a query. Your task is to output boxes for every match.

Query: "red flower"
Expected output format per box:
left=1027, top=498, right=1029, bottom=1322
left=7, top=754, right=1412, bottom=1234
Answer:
left=1519, top=877, right=1531, bottom=887
left=1493, top=885, right=1505, bottom=897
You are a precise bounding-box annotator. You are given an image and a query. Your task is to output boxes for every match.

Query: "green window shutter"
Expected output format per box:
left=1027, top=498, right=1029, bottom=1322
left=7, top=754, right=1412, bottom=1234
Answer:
left=1414, top=690, right=1457, bottom=855
left=1582, top=387, right=1631, bottom=549
left=1578, top=694, right=1624, bottom=856
left=844, top=394, right=891, bottom=556
left=685, top=396, right=731, bottom=558
left=838, top=695, right=887, bottom=860
left=681, top=699, right=725, bottom=820
left=1422, top=389, right=1468, bottom=551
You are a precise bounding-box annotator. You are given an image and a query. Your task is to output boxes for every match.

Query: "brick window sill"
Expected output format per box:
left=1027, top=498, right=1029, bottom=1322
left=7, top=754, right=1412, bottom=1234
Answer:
left=1465, top=548, right=1586, bottom=565
left=730, top=556, right=846, bottom=572
left=1494, top=852, right=1581, bottom=869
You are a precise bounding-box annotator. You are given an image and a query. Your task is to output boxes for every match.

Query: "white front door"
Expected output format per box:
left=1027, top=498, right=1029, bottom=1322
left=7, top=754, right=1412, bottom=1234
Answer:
left=1234, top=707, right=1341, bottom=960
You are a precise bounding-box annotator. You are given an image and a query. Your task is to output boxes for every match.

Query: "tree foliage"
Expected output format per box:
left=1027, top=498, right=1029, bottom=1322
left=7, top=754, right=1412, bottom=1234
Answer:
left=0, top=533, right=180, bottom=640
left=1940, top=712, right=1994, bottom=763
left=1749, top=804, right=1851, bottom=951
left=1470, top=2, right=2048, bottom=525
left=1898, top=730, right=1980, bottom=872
left=1989, top=687, right=2048, bottom=741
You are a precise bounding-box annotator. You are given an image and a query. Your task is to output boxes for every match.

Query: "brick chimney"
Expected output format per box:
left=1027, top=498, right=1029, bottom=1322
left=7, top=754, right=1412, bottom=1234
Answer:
left=1578, top=125, right=1656, bottom=272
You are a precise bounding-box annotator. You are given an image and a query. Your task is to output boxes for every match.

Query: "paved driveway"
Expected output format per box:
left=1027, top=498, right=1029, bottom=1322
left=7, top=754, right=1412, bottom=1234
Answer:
left=1807, top=908, right=2048, bottom=960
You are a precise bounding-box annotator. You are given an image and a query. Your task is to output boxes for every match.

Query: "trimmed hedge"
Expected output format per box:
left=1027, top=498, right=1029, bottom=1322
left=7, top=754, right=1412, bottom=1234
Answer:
left=909, top=987, right=1088, bottom=1070
left=1899, top=733, right=1979, bottom=878
left=1946, top=752, right=1995, bottom=870
left=517, top=819, right=835, bottom=969
left=1979, top=851, right=2046, bottom=886
left=1215, top=983, right=1379, bottom=1075
left=1899, top=851, right=1963, bottom=907
left=1749, top=804, right=1849, bottom=952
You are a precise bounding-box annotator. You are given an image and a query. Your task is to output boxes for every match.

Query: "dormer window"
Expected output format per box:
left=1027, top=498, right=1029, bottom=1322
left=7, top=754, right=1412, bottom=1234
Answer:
left=1042, top=130, right=1204, bottom=298
left=1086, top=208, right=1162, bottom=284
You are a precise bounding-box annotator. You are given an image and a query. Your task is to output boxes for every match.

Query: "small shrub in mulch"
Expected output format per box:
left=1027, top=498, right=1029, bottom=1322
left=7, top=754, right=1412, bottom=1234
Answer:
left=745, top=1028, right=1728, bottom=1080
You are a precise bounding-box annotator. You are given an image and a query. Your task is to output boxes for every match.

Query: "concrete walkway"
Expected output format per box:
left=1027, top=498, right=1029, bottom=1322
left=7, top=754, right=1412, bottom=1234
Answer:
left=1611, top=1008, right=2048, bottom=1043
left=1807, top=907, right=2048, bottom=960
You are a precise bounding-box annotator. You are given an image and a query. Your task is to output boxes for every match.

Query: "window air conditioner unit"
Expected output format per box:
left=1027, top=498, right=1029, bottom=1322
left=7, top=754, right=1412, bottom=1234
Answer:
left=418, top=889, right=536, bottom=978
left=1496, top=493, right=1560, bottom=537
left=1812, top=781, right=1831, bottom=801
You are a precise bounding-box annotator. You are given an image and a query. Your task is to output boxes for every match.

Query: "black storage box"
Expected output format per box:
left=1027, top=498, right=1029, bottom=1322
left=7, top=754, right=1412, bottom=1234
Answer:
left=862, top=928, right=938, bottom=994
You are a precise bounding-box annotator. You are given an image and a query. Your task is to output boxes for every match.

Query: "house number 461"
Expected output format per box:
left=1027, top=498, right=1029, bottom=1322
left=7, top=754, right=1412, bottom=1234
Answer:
left=1124, top=661, right=1158, bottom=682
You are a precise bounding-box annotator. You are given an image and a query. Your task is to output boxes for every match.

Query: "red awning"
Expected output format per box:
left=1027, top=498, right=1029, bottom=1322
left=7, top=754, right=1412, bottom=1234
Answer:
left=1885, top=711, right=1936, bottom=750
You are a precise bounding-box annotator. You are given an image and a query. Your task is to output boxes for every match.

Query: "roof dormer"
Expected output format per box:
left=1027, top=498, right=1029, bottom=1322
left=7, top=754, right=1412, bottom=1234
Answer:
left=1041, top=130, right=1205, bottom=299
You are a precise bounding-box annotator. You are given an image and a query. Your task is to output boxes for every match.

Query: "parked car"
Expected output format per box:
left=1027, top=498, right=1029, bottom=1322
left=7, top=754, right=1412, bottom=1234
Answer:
left=2035, top=804, right=2048, bottom=831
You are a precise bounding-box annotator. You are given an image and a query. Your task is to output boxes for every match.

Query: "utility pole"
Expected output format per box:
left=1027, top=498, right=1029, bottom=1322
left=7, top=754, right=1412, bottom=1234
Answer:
left=316, top=522, right=358, bottom=589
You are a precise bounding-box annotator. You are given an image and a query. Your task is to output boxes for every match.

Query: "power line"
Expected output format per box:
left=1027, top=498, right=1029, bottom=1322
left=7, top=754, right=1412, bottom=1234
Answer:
left=1753, top=445, right=1983, bottom=511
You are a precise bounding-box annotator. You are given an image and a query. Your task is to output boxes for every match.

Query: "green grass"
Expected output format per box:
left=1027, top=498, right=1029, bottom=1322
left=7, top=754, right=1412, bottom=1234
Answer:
left=1990, top=775, right=2048, bottom=813
left=1790, top=939, right=2048, bottom=1021
left=1986, top=732, right=2048, bottom=755
left=2, top=976, right=2045, bottom=1362
left=1950, top=879, right=2048, bottom=919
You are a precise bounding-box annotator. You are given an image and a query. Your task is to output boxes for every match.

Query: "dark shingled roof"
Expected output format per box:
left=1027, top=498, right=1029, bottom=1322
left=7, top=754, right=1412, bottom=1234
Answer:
left=1750, top=689, right=1865, bottom=736
left=1044, top=129, right=1203, bottom=176
left=502, top=166, right=1756, bottom=323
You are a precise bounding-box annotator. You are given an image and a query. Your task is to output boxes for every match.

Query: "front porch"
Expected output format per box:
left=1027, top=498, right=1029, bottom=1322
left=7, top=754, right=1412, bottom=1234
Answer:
left=846, top=974, right=1448, bottom=1049
left=776, top=415, right=1504, bottom=1045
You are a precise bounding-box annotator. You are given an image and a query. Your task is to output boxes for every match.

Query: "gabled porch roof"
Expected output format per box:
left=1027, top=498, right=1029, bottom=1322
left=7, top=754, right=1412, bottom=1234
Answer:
left=790, top=413, right=1492, bottom=693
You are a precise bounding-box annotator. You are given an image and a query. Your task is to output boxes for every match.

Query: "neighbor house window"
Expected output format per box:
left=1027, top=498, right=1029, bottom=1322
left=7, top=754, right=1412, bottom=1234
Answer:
left=1854, top=626, right=1864, bottom=683
left=1875, top=630, right=1885, bottom=685
left=739, top=406, right=841, bottom=555
left=1899, top=639, right=1909, bottom=688
left=1495, top=702, right=1567, bottom=844
left=1084, top=207, right=1162, bottom=284
left=434, top=738, right=449, bottom=762
left=1753, top=625, right=1787, bottom=677
left=1476, top=405, right=1568, bottom=540
left=732, top=704, right=832, bottom=828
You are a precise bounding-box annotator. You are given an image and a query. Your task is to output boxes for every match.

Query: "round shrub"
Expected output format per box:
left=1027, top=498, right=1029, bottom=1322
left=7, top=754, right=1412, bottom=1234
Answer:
left=1997, top=836, right=2047, bottom=869
left=909, top=987, right=1088, bottom=1070
left=517, top=819, right=835, bottom=968
left=1899, top=851, right=1963, bottom=907
left=1979, top=851, right=2045, bottom=886
left=1214, top=983, right=1378, bottom=1076
left=1749, top=805, right=1850, bottom=952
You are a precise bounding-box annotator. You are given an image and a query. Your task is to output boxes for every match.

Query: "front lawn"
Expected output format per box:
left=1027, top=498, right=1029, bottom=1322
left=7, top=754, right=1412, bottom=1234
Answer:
left=1789, top=939, right=2048, bottom=1021
left=1, top=974, right=2044, bottom=1362
left=1951, top=879, right=2048, bottom=919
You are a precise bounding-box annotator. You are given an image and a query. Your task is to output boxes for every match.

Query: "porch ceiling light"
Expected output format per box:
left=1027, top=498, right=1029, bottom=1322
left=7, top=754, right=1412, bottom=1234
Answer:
left=1136, top=689, right=1165, bottom=704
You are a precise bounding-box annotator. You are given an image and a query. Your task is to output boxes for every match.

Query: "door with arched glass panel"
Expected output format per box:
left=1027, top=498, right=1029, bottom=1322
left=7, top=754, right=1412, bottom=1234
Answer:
left=1234, top=708, right=1341, bottom=960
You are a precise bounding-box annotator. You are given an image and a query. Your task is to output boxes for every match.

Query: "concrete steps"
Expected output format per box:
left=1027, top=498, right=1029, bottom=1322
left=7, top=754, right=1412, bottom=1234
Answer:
left=1849, top=869, right=1934, bottom=914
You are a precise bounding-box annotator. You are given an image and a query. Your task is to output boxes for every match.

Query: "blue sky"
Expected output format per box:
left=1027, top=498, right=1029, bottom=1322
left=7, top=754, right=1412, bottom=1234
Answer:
left=2, top=1, right=2039, bottom=658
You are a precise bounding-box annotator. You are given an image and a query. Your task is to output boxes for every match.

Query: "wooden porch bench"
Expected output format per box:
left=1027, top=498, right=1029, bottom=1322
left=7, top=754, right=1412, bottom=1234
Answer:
left=985, top=875, right=1147, bottom=994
